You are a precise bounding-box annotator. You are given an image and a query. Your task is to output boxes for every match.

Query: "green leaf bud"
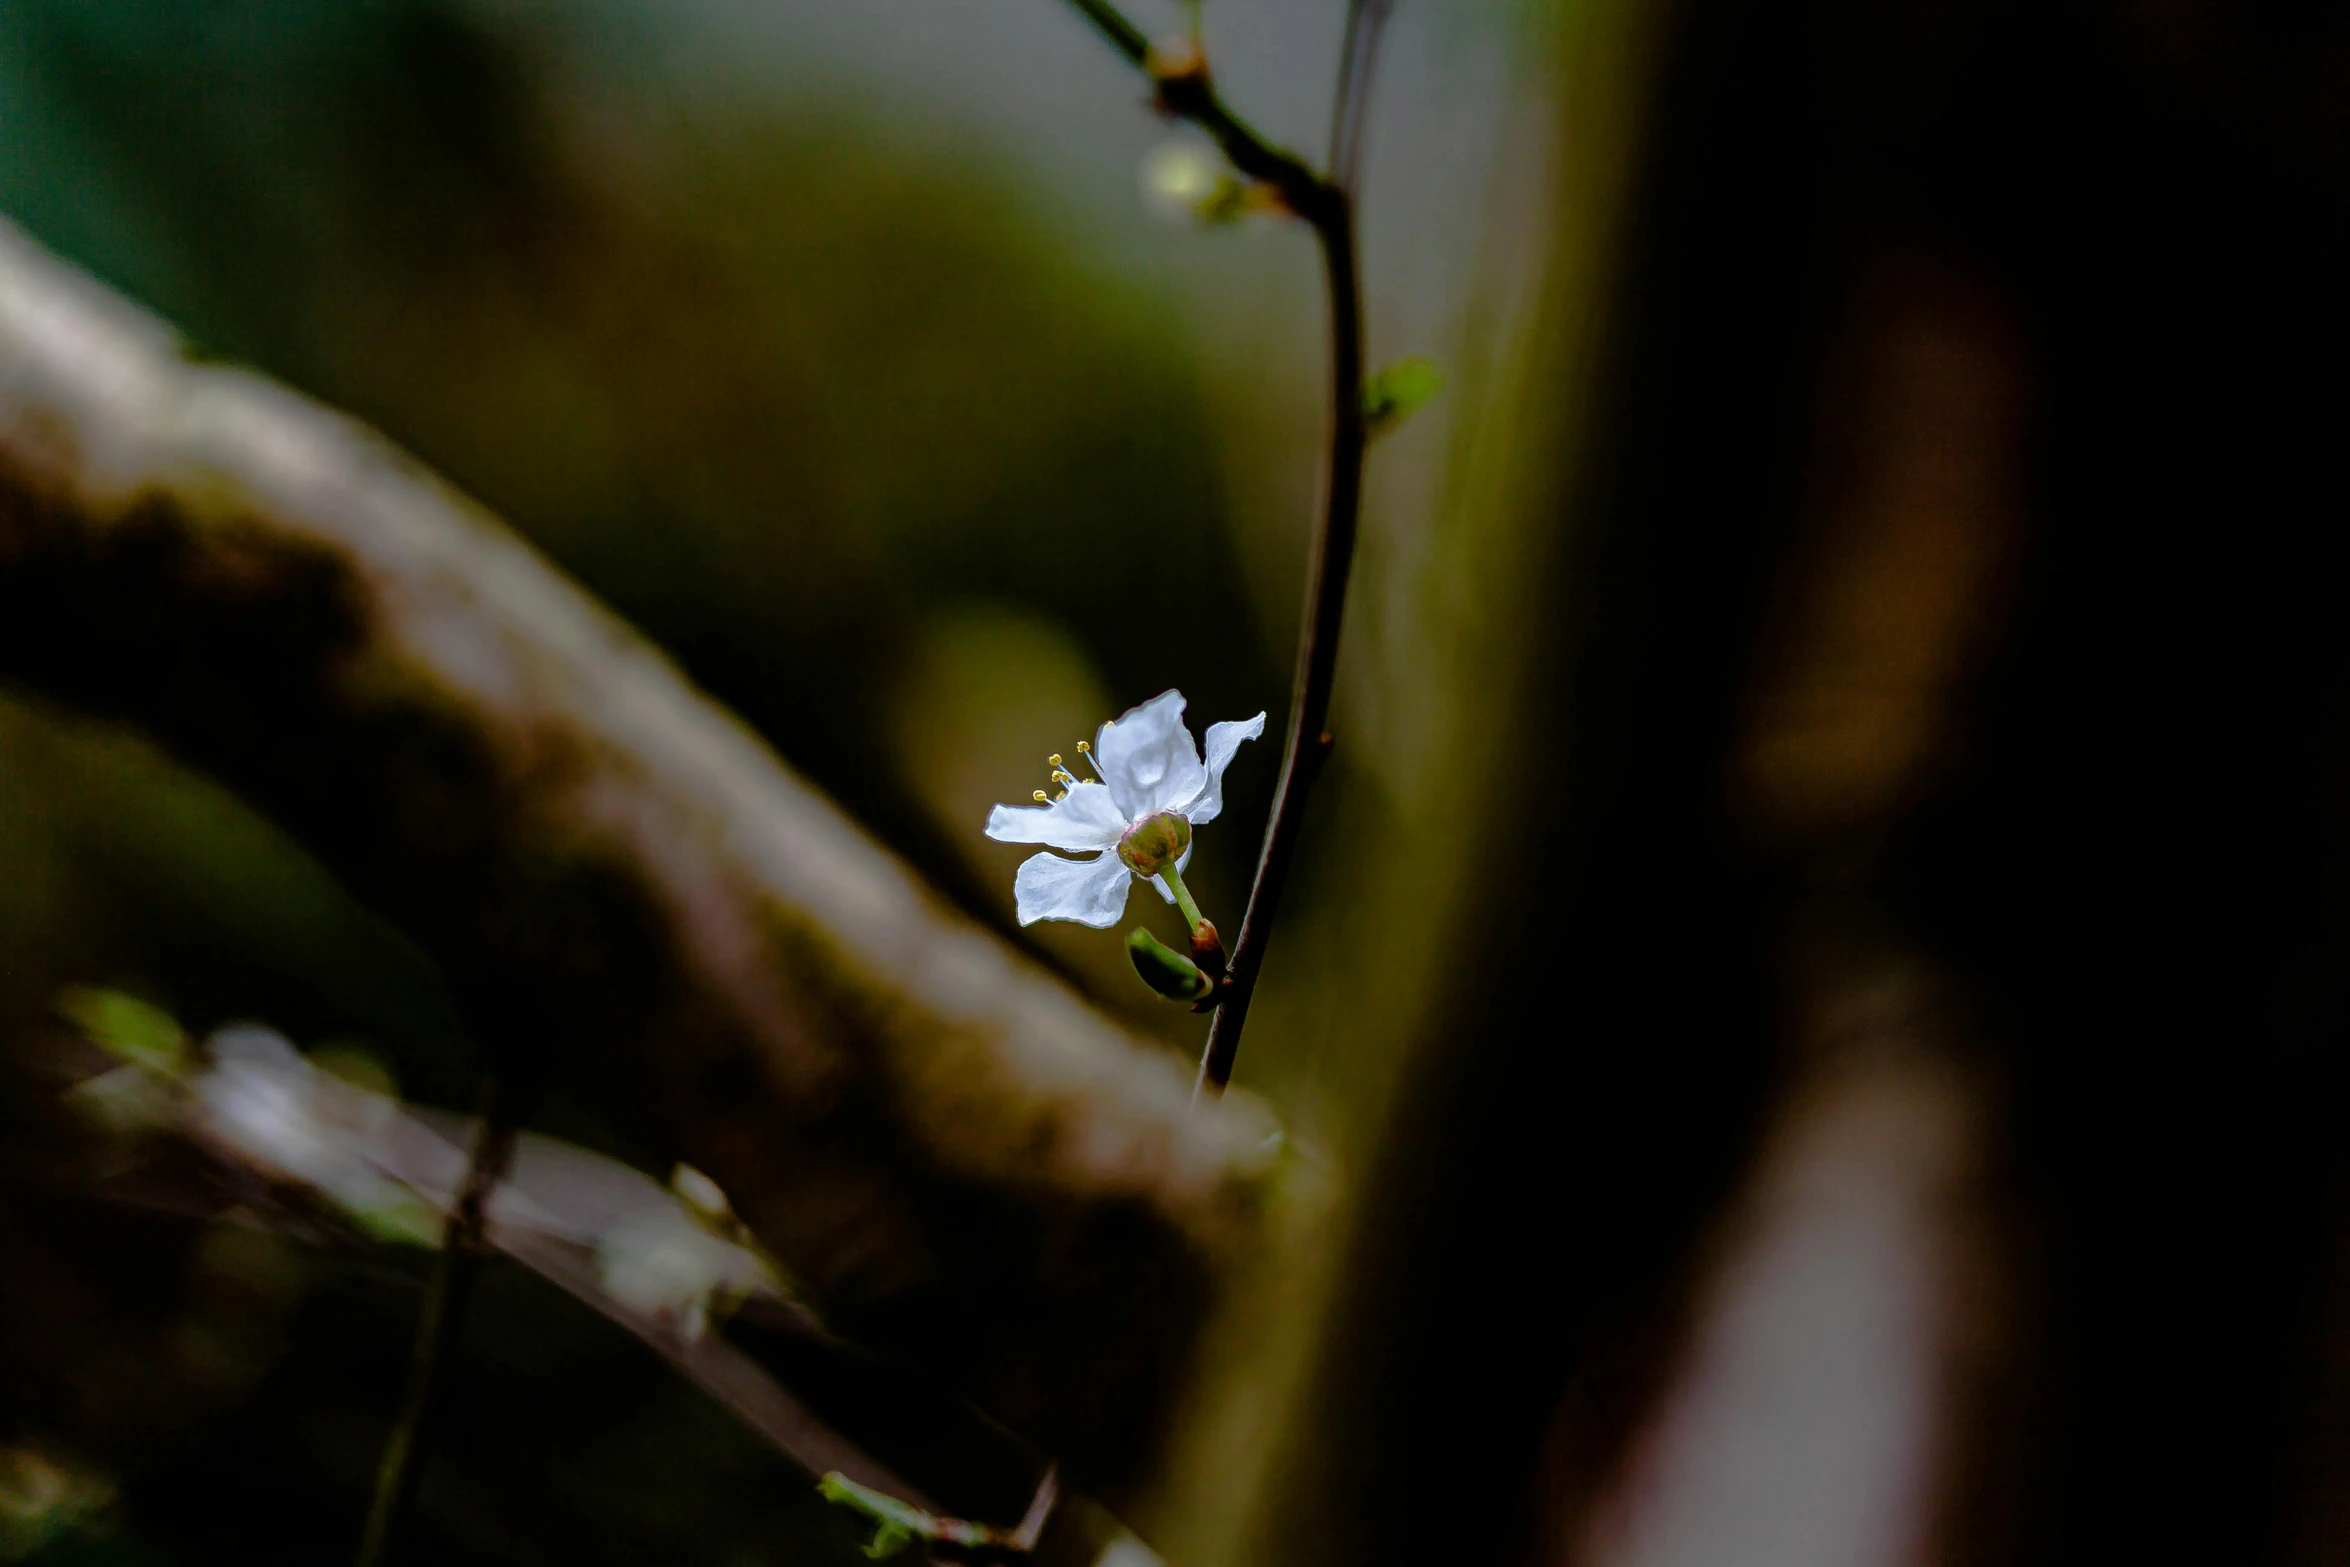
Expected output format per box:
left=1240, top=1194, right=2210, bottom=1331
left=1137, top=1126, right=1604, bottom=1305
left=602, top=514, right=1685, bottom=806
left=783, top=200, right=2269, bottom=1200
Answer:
left=1363, top=356, right=1444, bottom=435
left=1127, top=927, right=1213, bottom=1002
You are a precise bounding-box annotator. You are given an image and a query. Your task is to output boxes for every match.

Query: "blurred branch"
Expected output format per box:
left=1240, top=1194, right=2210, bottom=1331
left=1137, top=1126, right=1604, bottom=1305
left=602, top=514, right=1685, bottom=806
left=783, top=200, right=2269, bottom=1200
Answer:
left=153, top=1024, right=944, bottom=1506
left=1053, top=0, right=1380, bottom=1099
left=1328, top=0, right=1394, bottom=193
left=0, top=217, right=1278, bottom=1480
left=72, top=1023, right=1067, bottom=1544
left=1064, top=0, right=1152, bottom=67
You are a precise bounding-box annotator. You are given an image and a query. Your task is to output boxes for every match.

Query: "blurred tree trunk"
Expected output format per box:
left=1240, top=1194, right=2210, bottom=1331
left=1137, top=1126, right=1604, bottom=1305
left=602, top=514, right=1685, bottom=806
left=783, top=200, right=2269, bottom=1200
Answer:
left=1183, top=2, right=2350, bottom=1565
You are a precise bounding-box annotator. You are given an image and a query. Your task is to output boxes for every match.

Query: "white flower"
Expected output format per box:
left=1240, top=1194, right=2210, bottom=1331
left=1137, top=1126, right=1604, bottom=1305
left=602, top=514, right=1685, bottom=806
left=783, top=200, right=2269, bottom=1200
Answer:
left=985, top=690, right=1265, bottom=928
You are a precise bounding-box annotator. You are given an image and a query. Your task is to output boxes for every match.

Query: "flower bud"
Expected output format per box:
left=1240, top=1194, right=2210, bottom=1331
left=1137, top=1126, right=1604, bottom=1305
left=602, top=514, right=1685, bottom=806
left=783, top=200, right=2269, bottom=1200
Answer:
left=1127, top=928, right=1213, bottom=1003
left=1146, top=34, right=1207, bottom=88
left=1116, top=811, right=1192, bottom=877
left=1141, top=140, right=1222, bottom=223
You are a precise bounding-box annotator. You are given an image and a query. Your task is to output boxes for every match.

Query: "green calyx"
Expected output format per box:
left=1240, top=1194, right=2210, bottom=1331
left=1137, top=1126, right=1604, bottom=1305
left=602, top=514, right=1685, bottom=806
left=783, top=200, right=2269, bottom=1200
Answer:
left=1127, top=928, right=1213, bottom=1002
left=1115, top=811, right=1192, bottom=877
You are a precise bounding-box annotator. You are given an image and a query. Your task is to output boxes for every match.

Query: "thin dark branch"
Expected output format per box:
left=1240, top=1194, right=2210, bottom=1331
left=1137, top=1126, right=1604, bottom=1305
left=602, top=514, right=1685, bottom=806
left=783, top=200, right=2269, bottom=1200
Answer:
left=1052, top=0, right=1378, bottom=1102
left=1063, top=0, right=1151, bottom=67
left=1063, top=0, right=1335, bottom=225
left=354, top=1067, right=530, bottom=1567
left=1194, top=200, right=1361, bottom=1101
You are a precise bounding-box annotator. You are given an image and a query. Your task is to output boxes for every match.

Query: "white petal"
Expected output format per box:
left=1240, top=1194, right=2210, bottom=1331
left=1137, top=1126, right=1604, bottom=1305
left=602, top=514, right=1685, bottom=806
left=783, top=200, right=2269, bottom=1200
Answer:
left=1150, top=844, right=1196, bottom=904
left=1179, top=712, right=1267, bottom=826
left=985, top=781, right=1126, bottom=851
left=1095, top=689, right=1208, bottom=819
left=1013, top=851, right=1136, bottom=928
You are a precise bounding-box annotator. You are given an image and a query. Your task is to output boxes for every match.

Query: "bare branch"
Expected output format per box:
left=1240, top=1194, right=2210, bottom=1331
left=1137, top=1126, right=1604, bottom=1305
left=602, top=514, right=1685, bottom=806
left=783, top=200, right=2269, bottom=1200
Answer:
left=0, top=218, right=1278, bottom=1480
left=1052, top=0, right=1376, bottom=1100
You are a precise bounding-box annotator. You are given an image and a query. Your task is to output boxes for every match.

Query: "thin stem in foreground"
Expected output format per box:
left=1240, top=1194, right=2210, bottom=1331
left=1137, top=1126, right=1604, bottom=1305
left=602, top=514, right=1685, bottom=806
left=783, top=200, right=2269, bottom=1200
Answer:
left=1056, top=0, right=1380, bottom=1102
left=354, top=1068, right=529, bottom=1567
left=1328, top=0, right=1394, bottom=195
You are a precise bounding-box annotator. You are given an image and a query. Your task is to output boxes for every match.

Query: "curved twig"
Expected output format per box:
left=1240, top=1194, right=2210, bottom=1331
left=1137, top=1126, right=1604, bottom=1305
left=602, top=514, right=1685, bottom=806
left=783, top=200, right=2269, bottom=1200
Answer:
left=1056, top=0, right=1384, bottom=1101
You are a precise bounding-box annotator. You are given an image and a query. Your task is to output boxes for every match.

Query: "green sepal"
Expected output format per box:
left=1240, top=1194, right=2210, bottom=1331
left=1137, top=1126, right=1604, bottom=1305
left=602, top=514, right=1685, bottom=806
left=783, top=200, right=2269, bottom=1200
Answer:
left=1127, top=927, right=1212, bottom=1002
left=1362, top=356, right=1444, bottom=434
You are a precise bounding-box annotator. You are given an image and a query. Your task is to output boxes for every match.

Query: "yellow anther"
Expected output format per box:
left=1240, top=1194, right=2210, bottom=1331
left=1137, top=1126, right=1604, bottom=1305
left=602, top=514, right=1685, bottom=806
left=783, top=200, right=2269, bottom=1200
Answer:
left=1048, top=753, right=1064, bottom=768
left=1053, top=769, right=1076, bottom=787
left=1033, top=790, right=1050, bottom=803
left=1076, top=741, right=1092, bottom=754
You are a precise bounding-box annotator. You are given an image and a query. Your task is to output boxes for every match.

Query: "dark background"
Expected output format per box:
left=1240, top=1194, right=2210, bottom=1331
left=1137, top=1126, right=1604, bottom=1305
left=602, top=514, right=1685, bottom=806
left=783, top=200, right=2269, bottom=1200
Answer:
left=5, top=1, right=2349, bottom=1564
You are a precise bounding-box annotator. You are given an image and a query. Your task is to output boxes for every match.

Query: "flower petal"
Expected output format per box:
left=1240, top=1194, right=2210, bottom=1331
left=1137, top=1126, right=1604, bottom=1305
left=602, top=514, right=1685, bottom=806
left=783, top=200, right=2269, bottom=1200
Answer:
left=1012, top=850, right=1136, bottom=928
left=1150, top=844, right=1196, bottom=904
left=1094, top=689, right=1207, bottom=819
left=985, top=781, right=1126, bottom=851
left=1178, top=712, right=1267, bottom=826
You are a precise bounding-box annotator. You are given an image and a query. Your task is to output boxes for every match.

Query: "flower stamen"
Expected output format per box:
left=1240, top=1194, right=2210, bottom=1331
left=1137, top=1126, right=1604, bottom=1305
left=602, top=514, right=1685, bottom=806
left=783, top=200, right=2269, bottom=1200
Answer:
left=1073, top=741, right=1104, bottom=781
left=1037, top=756, right=1080, bottom=802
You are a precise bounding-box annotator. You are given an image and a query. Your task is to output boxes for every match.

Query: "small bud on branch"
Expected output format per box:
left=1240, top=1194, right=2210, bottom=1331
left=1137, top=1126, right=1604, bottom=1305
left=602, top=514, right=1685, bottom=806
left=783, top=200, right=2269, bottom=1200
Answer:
left=1128, top=928, right=1215, bottom=1003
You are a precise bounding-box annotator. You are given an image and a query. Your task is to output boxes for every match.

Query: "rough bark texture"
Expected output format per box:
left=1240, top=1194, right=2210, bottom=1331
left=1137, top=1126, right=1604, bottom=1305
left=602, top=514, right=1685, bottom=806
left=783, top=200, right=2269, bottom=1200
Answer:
left=0, top=218, right=1276, bottom=1486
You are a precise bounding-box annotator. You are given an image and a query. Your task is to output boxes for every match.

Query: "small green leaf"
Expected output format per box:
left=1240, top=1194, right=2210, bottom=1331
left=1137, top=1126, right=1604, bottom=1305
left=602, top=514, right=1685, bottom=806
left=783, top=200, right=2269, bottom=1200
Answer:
left=862, top=1522, right=915, bottom=1559
left=819, top=1472, right=935, bottom=1557
left=56, top=987, right=187, bottom=1075
left=1362, top=356, right=1444, bottom=434
left=1127, top=928, right=1212, bottom=1002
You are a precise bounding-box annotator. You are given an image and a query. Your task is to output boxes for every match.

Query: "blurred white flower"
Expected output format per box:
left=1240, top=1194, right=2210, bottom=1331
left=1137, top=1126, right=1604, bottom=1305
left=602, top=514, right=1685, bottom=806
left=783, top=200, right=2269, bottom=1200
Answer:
left=985, top=690, right=1263, bottom=927
left=670, top=1162, right=732, bottom=1223
left=596, top=1212, right=755, bottom=1341
left=195, top=1025, right=416, bottom=1225
left=1139, top=139, right=1225, bottom=223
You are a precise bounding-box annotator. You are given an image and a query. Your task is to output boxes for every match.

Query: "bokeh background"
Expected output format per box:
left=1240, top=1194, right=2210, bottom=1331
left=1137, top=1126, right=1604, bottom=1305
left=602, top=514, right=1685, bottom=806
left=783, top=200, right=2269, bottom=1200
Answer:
left=2, top=1, right=1554, bottom=1561
left=7, top=2, right=2350, bottom=1567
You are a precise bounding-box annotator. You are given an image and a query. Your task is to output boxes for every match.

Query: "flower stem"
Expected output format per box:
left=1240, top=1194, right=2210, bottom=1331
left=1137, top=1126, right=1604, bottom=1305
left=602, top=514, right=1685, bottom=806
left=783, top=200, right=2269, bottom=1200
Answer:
left=1158, top=859, right=1208, bottom=936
